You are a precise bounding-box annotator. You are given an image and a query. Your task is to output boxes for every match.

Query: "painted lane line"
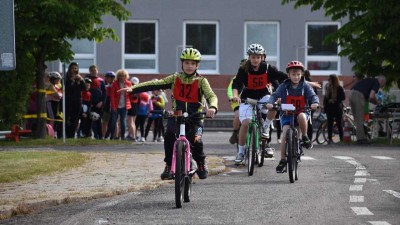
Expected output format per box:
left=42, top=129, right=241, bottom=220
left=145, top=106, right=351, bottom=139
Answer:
left=349, top=185, right=363, bottom=191
left=346, top=160, right=366, bottom=169
left=350, top=207, right=374, bottom=215
left=383, top=190, right=400, bottom=199
left=300, top=156, right=316, bottom=160
left=349, top=195, right=364, bottom=202
left=355, top=170, right=370, bottom=176
left=368, top=221, right=392, bottom=225
left=333, top=156, right=354, bottom=160
left=354, top=178, right=367, bottom=183
left=371, top=156, right=394, bottom=160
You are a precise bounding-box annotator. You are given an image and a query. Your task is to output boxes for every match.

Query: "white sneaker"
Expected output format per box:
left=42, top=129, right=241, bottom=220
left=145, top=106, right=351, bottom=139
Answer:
left=140, top=137, right=146, bottom=142
left=262, top=125, right=270, bottom=139
left=235, top=153, right=244, bottom=162
left=277, top=139, right=281, bottom=144
left=265, top=148, right=274, bottom=157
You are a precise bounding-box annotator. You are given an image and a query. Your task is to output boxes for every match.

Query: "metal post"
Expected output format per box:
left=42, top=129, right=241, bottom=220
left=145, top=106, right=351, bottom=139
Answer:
left=62, top=62, right=66, bottom=143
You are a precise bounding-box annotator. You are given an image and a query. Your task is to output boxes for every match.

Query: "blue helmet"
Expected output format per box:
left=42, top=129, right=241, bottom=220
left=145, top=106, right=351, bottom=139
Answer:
left=105, top=71, right=116, bottom=77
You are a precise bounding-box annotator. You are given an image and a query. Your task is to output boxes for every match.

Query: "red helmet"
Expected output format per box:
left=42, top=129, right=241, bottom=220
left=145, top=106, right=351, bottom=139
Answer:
left=286, top=61, right=304, bottom=73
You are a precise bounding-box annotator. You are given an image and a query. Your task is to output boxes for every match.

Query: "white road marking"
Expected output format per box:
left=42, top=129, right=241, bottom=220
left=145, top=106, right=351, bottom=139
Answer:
left=350, top=207, right=374, bottom=215
left=345, top=160, right=366, bottom=169
left=355, top=170, right=370, bottom=176
left=349, top=195, right=364, bottom=202
left=333, top=156, right=354, bottom=160
left=349, top=185, right=363, bottom=191
left=371, top=156, right=394, bottom=160
left=383, top=190, right=400, bottom=199
left=300, top=156, right=316, bottom=160
left=354, top=178, right=367, bottom=183
left=368, top=221, right=392, bottom=225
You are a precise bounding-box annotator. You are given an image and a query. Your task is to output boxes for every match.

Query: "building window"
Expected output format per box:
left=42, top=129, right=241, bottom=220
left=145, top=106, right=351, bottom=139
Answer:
left=62, top=39, right=96, bottom=73
left=245, top=22, right=279, bottom=68
left=123, top=21, right=158, bottom=73
left=184, top=21, right=218, bottom=74
left=306, top=22, right=340, bottom=75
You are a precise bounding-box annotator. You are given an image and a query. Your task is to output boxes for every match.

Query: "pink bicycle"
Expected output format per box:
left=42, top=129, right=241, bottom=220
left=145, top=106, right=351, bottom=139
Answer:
left=154, top=110, right=206, bottom=208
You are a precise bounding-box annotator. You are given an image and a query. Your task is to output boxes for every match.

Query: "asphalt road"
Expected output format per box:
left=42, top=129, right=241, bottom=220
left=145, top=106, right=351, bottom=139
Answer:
left=2, top=131, right=399, bottom=225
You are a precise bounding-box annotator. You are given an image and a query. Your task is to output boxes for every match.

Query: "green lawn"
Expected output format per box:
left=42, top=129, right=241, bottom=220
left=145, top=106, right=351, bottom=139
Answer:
left=0, top=151, right=87, bottom=183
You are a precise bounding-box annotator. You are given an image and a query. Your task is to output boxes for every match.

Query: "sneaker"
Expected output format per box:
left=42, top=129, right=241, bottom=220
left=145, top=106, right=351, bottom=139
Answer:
left=229, top=130, right=239, bottom=144
left=265, top=148, right=274, bottom=157
left=277, top=139, right=281, bottom=144
left=160, top=165, right=173, bottom=180
left=140, top=137, right=146, bottom=142
left=276, top=159, right=287, bottom=173
left=157, top=136, right=164, bottom=142
left=196, top=160, right=208, bottom=179
left=262, top=125, right=270, bottom=139
left=235, top=153, right=245, bottom=162
left=302, top=135, right=313, bottom=149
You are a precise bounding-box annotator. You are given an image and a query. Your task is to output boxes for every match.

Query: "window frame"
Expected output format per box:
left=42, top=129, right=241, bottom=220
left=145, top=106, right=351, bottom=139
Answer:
left=59, top=39, right=96, bottom=74
left=122, top=20, right=159, bottom=74
left=305, top=21, right=341, bottom=76
left=183, top=21, right=219, bottom=74
left=244, top=21, right=280, bottom=69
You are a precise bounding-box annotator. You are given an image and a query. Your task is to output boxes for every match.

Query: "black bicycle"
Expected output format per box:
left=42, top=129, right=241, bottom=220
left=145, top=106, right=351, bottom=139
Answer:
left=278, top=104, right=313, bottom=183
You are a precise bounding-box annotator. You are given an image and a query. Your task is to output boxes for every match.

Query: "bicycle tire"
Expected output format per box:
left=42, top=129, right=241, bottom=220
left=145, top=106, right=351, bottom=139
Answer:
left=247, top=125, right=256, bottom=176
left=286, top=128, right=295, bottom=183
left=294, top=133, right=299, bottom=181
left=322, top=122, right=341, bottom=144
left=316, top=123, right=327, bottom=144
left=257, top=139, right=265, bottom=167
left=184, top=176, right=191, bottom=202
left=175, top=141, right=185, bottom=208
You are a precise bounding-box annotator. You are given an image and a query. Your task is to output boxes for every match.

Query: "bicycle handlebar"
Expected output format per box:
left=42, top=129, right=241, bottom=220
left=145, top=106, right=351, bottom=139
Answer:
left=150, top=110, right=211, bottom=119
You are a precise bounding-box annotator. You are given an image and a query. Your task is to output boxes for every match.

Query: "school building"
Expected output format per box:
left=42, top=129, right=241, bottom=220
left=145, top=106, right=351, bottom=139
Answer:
left=48, top=0, right=358, bottom=113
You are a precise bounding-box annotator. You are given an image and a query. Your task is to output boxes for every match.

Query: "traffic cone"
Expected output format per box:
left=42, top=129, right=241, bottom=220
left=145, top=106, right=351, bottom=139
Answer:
left=343, top=117, right=351, bottom=143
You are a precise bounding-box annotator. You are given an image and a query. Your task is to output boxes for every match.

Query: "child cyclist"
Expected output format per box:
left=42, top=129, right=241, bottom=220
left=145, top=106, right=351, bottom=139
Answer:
left=119, top=48, right=218, bottom=180
left=265, top=61, right=319, bottom=173
left=231, top=43, right=288, bottom=163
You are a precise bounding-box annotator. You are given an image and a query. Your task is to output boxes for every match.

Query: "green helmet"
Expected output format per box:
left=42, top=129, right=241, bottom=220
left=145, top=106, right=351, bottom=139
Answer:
left=180, top=48, right=201, bottom=61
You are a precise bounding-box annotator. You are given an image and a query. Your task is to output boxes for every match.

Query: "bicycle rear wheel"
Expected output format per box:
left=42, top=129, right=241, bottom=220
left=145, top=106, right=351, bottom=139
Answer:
left=286, top=128, right=296, bottom=183
left=315, top=123, right=327, bottom=144
left=247, top=125, right=256, bottom=176
left=175, top=141, right=185, bottom=208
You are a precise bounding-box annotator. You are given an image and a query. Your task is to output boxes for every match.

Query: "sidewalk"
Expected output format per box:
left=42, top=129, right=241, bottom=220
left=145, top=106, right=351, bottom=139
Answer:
left=0, top=150, right=226, bottom=220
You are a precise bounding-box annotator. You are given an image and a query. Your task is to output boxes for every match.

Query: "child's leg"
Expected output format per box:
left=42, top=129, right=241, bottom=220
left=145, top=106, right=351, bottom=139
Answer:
left=297, top=112, right=308, bottom=137
left=280, top=125, right=289, bottom=160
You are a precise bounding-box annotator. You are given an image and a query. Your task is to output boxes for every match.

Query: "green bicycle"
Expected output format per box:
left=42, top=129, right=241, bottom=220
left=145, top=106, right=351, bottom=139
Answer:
left=238, top=98, right=269, bottom=176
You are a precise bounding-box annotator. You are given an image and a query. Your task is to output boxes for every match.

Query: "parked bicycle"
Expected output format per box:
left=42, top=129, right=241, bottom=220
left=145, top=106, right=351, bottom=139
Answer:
left=153, top=110, right=207, bottom=208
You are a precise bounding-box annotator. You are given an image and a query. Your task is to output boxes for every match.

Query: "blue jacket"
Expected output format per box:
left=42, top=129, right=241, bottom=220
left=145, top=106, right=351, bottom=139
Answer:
left=267, top=77, right=319, bottom=116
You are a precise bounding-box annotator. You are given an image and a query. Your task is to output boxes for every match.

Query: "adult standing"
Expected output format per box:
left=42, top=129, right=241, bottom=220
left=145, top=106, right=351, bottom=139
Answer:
left=64, top=62, right=86, bottom=138
left=349, top=75, right=386, bottom=144
left=109, top=69, right=132, bottom=140
left=323, top=74, right=345, bottom=144
left=87, top=65, right=106, bottom=139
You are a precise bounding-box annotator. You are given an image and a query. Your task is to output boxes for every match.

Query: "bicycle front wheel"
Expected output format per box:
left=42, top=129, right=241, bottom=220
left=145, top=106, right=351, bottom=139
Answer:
left=247, top=125, right=257, bottom=176
left=286, top=128, right=296, bottom=183
left=257, top=139, right=266, bottom=167
left=175, top=141, right=185, bottom=208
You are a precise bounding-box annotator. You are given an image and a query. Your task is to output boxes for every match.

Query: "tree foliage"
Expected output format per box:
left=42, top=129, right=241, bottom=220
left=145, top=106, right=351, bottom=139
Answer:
left=282, top=0, right=400, bottom=87
left=0, top=0, right=131, bottom=136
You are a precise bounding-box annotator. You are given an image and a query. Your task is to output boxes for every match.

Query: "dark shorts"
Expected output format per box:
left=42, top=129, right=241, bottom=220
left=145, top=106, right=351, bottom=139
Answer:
left=127, top=103, right=138, bottom=116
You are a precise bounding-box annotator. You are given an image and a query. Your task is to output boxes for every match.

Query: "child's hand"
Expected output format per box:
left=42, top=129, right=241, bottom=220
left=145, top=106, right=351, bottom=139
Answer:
left=311, top=103, right=319, bottom=110
left=266, top=103, right=274, bottom=110
left=206, top=108, right=216, bottom=118
left=117, top=87, right=132, bottom=93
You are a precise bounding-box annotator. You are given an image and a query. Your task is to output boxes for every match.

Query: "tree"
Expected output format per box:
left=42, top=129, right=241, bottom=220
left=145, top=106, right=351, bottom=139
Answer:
left=282, top=0, right=400, bottom=87
left=8, top=0, right=131, bottom=138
